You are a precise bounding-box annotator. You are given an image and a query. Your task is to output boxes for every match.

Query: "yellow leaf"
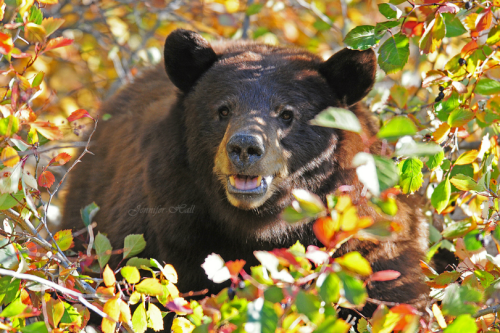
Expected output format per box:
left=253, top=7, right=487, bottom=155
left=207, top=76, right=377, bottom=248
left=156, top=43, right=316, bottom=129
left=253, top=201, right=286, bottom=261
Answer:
left=455, top=150, right=479, bottom=165
left=224, top=0, right=239, bottom=13
left=103, top=265, right=116, bottom=288
left=119, top=299, right=131, bottom=322
left=102, top=296, right=120, bottom=333
left=147, top=303, right=164, bottom=331
left=432, top=304, right=447, bottom=328
left=433, top=122, right=451, bottom=144
left=38, top=0, right=58, bottom=3
left=1, top=147, right=19, bottom=167
left=171, top=317, right=195, bottom=333
left=19, top=0, right=34, bottom=17
left=162, top=264, right=178, bottom=284
left=339, top=205, right=359, bottom=231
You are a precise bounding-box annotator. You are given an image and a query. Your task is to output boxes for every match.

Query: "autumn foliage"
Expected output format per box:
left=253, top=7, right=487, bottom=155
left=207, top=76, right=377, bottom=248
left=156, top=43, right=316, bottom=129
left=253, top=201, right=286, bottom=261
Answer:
left=0, top=0, right=500, bottom=332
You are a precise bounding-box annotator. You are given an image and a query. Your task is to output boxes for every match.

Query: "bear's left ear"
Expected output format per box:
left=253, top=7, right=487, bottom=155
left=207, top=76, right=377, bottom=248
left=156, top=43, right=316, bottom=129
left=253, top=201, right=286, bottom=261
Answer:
left=164, top=29, right=218, bottom=93
left=319, top=48, right=377, bottom=106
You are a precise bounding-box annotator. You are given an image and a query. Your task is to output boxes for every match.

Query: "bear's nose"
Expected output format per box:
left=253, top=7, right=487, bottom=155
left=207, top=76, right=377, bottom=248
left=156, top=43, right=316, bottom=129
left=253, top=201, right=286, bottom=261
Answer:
left=227, top=134, right=265, bottom=169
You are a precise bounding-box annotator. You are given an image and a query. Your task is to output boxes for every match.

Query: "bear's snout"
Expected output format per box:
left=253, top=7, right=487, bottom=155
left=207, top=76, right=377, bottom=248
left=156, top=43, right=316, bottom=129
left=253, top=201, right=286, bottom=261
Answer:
left=226, top=133, right=265, bottom=169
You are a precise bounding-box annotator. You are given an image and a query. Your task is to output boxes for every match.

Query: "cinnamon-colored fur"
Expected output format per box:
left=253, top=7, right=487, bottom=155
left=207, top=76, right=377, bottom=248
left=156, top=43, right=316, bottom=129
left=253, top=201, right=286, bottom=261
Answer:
left=62, top=30, right=429, bottom=318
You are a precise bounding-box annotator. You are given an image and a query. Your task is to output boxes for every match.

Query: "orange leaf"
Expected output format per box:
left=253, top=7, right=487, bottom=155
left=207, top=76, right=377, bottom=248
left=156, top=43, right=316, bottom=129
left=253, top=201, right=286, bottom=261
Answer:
left=226, top=260, right=246, bottom=278
left=476, top=10, right=492, bottom=32
left=102, top=295, right=120, bottom=333
left=67, top=109, right=93, bottom=122
left=0, top=32, right=13, bottom=55
left=1, top=147, right=19, bottom=167
left=313, top=216, right=336, bottom=248
left=433, top=122, right=451, bottom=144
left=29, top=121, right=63, bottom=140
left=38, top=0, right=59, bottom=4
left=38, top=170, right=55, bottom=188
left=370, top=270, right=401, bottom=282
left=44, top=37, right=73, bottom=52
left=461, top=40, right=478, bottom=57
left=49, top=152, right=71, bottom=166
left=103, top=265, right=116, bottom=288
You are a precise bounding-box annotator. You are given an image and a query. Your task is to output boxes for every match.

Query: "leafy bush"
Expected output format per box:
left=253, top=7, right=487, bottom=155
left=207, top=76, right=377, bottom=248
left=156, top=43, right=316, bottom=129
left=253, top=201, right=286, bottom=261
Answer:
left=0, top=0, right=500, bottom=332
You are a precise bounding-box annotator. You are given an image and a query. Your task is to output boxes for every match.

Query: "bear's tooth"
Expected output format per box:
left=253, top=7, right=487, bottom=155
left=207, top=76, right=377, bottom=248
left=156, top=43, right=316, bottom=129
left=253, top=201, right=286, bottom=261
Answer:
left=229, top=176, right=235, bottom=187
left=256, top=176, right=262, bottom=187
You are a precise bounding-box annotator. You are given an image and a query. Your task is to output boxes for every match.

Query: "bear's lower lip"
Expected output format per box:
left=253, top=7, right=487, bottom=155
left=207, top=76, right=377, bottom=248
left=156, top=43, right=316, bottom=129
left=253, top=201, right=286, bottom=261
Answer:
left=227, top=175, right=272, bottom=195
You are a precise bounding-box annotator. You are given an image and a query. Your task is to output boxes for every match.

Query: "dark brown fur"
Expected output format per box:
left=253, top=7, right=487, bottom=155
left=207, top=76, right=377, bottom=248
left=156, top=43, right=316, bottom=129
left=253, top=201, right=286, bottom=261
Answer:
left=62, top=30, right=429, bottom=318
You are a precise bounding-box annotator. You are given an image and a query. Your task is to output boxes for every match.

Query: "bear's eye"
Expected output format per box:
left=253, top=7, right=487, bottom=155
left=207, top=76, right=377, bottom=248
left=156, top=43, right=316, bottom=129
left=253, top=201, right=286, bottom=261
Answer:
left=218, top=106, right=230, bottom=118
left=280, top=110, right=294, bottom=122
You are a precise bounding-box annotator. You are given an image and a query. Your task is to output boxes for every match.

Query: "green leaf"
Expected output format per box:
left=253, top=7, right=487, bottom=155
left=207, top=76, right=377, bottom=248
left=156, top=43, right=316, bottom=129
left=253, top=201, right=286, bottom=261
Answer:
left=476, top=78, right=500, bottom=95
left=246, top=3, right=263, bottom=15
left=378, top=33, right=409, bottom=74
left=442, top=284, right=481, bottom=316
left=442, top=220, right=472, bottom=239
left=94, top=232, right=112, bottom=268
left=318, top=273, right=341, bottom=304
left=335, top=251, right=372, bottom=276
left=442, top=13, right=467, bottom=38
left=0, top=297, right=26, bottom=317
left=121, top=266, right=141, bottom=284
left=378, top=3, right=402, bottom=19
left=31, top=71, right=44, bottom=88
left=377, top=116, right=417, bottom=141
left=246, top=298, right=278, bottom=333
left=0, top=191, right=24, bottom=210
left=136, top=278, right=163, bottom=296
left=21, top=322, right=48, bottom=333
left=0, top=276, right=20, bottom=306
left=487, top=25, right=500, bottom=45
left=448, top=108, right=475, bottom=128
left=123, top=234, right=146, bottom=259
left=80, top=202, right=99, bottom=227
left=0, top=116, right=20, bottom=136
left=292, top=189, right=326, bottom=216
left=431, top=178, right=451, bottom=213
left=464, top=230, right=483, bottom=251
left=443, top=314, right=478, bottom=333
left=132, top=302, right=147, bottom=333
left=310, top=107, right=362, bottom=133
left=126, top=257, right=152, bottom=268
left=395, top=137, right=442, bottom=157
left=314, top=317, right=350, bottom=333
left=353, top=153, right=399, bottom=197
left=435, top=91, right=459, bottom=122
left=426, top=150, right=445, bottom=171
left=474, top=270, right=494, bottom=288
left=53, top=229, right=73, bottom=252
left=282, top=205, right=308, bottom=223
left=295, top=291, right=322, bottom=323
left=263, top=286, right=284, bottom=303
left=399, top=158, right=423, bottom=194
left=343, top=25, right=378, bottom=50
left=375, top=21, right=401, bottom=38
left=432, top=271, right=461, bottom=287
left=493, top=225, right=500, bottom=242
left=338, top=271, right=367, bottom=306
left=60, top=302, right=81, bottom=326
left=450, top=174, right=485, bottom=192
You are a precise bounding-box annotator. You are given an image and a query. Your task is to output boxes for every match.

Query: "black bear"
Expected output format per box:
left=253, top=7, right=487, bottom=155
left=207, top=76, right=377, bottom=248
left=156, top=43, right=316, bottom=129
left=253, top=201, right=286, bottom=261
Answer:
left=62, top=29, right=429, bottom=317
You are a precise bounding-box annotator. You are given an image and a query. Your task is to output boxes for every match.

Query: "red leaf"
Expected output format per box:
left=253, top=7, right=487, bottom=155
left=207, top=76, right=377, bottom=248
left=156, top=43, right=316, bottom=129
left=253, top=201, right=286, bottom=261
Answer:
left=165, top=298, right=193, bottom=314
left=313, top=216, right=336, bottom=248
left=67, top=109, right=93, bottom=122
left=29, top=121, right=63, bottom=141
left=0, top=32, right=13, bottom=55
left=271, top=248, right=300, bottom=268
left=44, top=37, right=73, bottom=52
left=49, top=152, right=71, bottom=166
left=225, top=260, right=246, bottom=278
left=437, top=4, right=459, bottom=14
left=476, top=10, right=492, bottom=32
left=461, top=40, right=478, bottom=56
left=402, top=21, right=423, bottom=37
left=370, top=270, right=401, bottom=282
left=390, top=304, right=418, bottom=315
left=38, top=170, right=55, bottom=188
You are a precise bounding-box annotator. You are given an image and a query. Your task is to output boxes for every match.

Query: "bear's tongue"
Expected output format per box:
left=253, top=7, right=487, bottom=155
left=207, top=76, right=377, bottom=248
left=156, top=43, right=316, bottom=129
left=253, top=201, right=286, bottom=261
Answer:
left=230, top=175, right=262, bottom=190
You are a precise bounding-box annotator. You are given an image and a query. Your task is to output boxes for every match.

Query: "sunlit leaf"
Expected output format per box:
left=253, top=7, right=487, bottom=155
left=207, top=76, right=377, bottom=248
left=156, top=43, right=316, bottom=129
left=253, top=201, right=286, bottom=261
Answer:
left=136, top=278, right=164, bottom=296
left=1, top=147, right=19, bottom=167
left=49, top=152, right=71, bottom=166
left=431, top=178, right=451, bottom=214
left=310, top=107, right=362, bottom=133
left=378, top=32, right=409, bottom=74
left=95, top=232, right=113, bottom=268
left=443, top=314, right=478, bottom=333
left=67, top=109, right=93, bottom=122
left=343, top=25, right=378, bottom=50
left=335, top=251, right=372, bottom=276
left=399, top=158, right=423, bottom=194
left=38, top=170, right=55, bottom=188
left=53, top=229, right=73, bottom=251
left=132, top=303, right=147, bottom=333
left=476, top=78, right=500, bottom=95
left=121, top=266, right=141, bottom=284
left=378, top=3, right=402, bottom=19
left=44, top=37, right=73, bottom=52
left=448, top=108, right=475, bottom=128
left=147, top=303, right=164, bottom=331
left=102, top=296, right=120, bottom=333
left=123, top=234, right=146, bottom=259
left=377, top=116, right=417, bottom=141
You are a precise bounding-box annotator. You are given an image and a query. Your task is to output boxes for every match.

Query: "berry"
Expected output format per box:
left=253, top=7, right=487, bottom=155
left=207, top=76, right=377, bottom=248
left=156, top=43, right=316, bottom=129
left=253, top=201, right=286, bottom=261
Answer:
left=439, top=86, right=444, bottom=92
left=465, top=1, right=473, bottom=10
left=438, top=92, right=445, bottom=99
left=227, top=287, right=235, bottom=300
left=435, top=95, right=443, bottom=103
left=459, top=58, right=466, bottom=66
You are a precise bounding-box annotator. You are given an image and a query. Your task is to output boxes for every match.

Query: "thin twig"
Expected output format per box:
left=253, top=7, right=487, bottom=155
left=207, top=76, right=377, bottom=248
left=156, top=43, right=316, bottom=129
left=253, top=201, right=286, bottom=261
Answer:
left=473, top=304, right=500, bottom=318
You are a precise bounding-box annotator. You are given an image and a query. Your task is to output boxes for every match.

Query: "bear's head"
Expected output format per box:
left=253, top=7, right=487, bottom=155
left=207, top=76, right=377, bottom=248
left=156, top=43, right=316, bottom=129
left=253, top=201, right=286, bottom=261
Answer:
left=163, top=29, right=377, bottom=239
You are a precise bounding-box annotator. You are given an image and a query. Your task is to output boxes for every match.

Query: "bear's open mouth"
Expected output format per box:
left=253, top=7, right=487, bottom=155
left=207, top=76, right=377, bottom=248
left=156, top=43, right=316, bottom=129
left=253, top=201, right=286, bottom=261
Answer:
left=227, top=175, right=272, bottom=195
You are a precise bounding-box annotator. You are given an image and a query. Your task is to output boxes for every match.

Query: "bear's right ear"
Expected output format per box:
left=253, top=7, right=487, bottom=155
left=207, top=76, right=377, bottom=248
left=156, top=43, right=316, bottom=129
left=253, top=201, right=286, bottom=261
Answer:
left=164, top=29, right=218, bottom=93
left=319, top=48, right=377, bottom=107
